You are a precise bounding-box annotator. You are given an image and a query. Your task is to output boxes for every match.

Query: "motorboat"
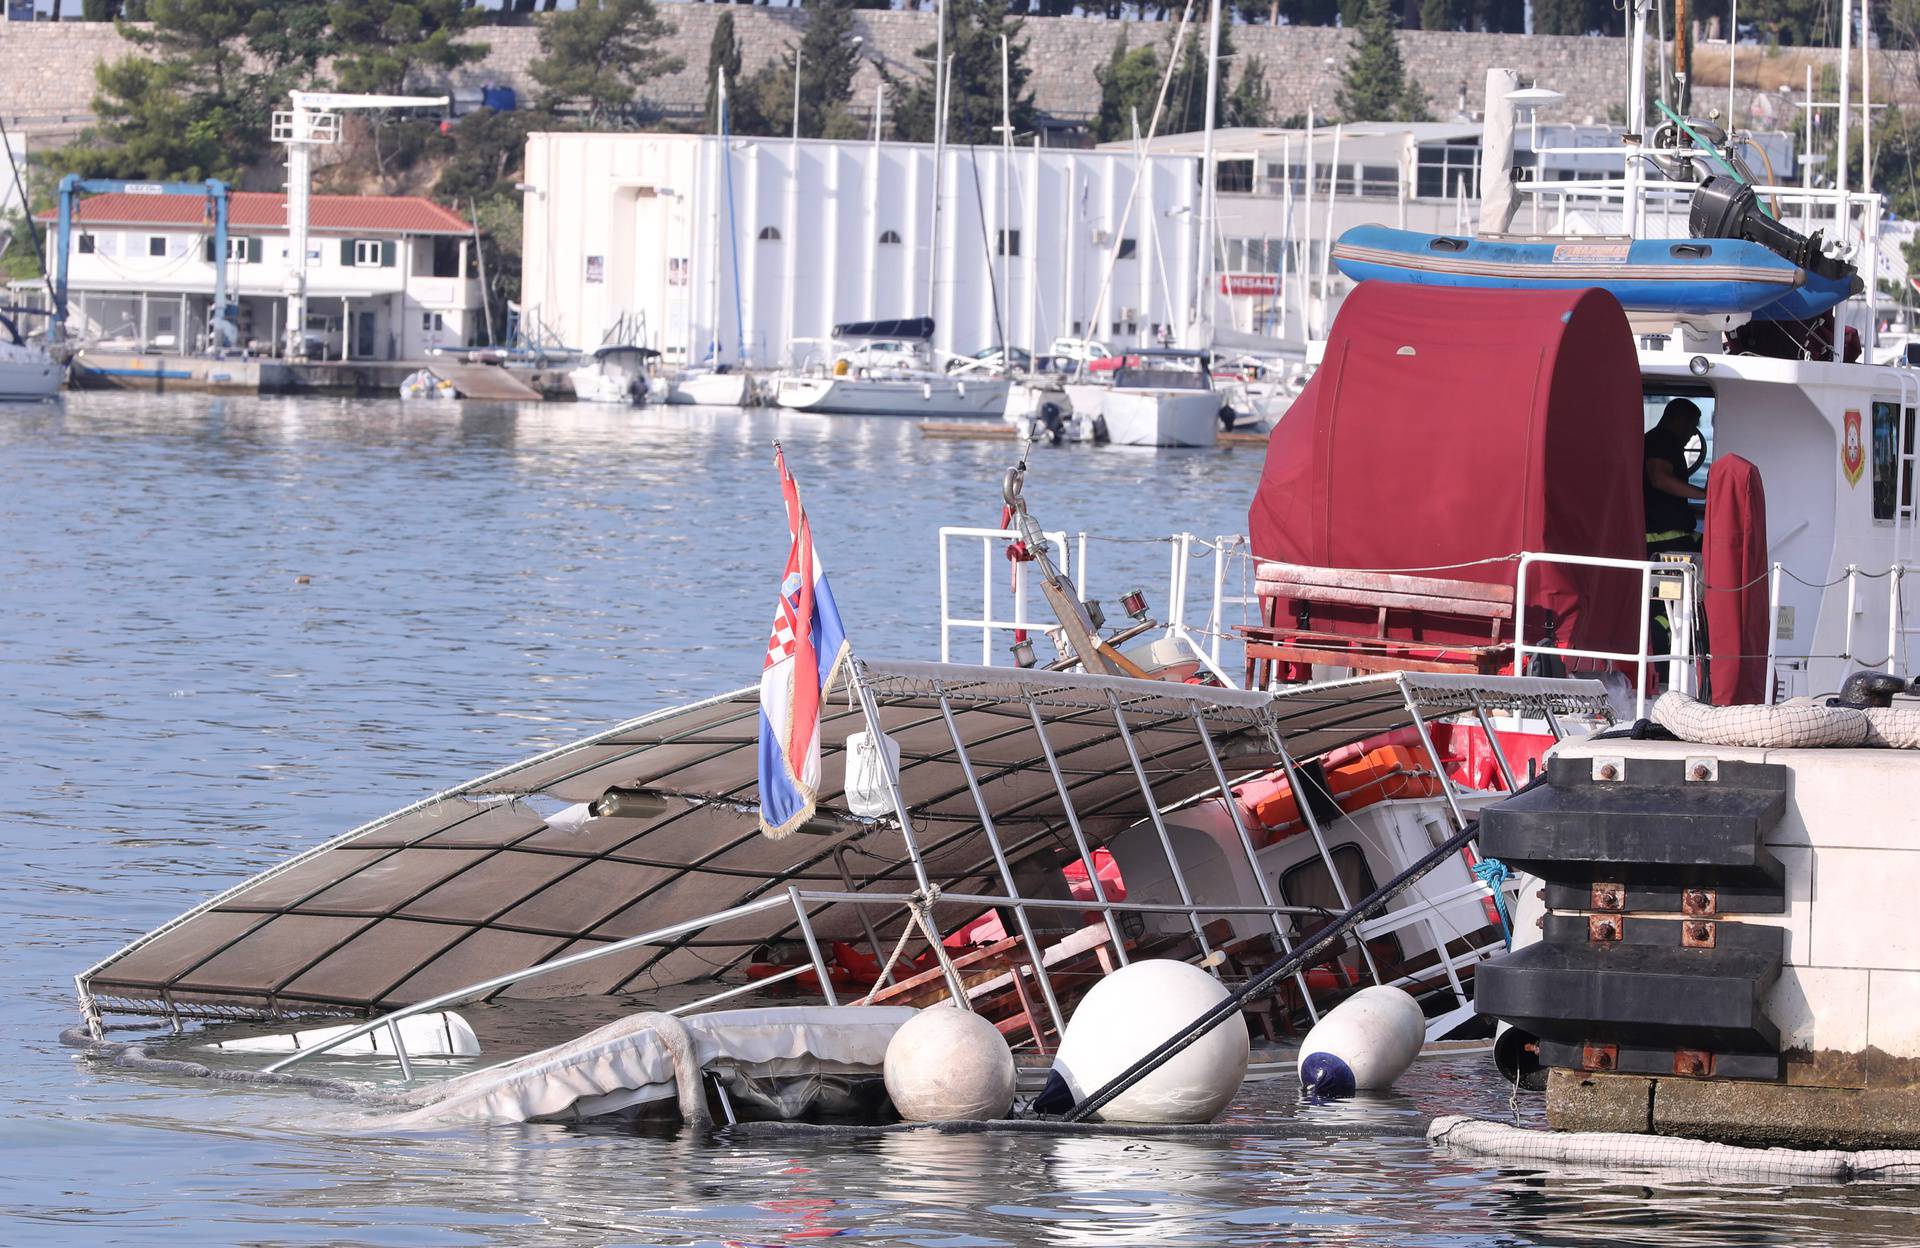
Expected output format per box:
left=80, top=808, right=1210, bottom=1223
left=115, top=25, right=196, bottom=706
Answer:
left=1064, top=349, right=1224, bottom=447
left=0, top=307, right=62, bottom=399
left=773, top=318, right=1011, bottom=418
left=571, top=345, right=660, bottom=405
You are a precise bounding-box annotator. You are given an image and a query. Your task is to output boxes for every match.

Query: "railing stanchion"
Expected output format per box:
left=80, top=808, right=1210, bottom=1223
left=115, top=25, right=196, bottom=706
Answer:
left=1191, top=706, right=1321, bottom=1021
left=1107, top=689, right=1218, bottom=965
left=936, top=689, right=1065, bottom=1034
left=788, top=885, right=839, bottom=1007
left=1025, top=699, right=1130, bottom=967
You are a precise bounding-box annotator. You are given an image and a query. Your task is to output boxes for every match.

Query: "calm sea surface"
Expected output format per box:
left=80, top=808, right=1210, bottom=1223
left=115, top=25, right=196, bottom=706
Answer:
left=2, top=394, right=1916, bottom=1246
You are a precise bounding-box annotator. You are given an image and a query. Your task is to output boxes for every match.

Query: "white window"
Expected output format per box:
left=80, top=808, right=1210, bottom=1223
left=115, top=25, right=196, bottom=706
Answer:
left=77, top=234, right=96, bottom=255
left=758, top=226, right=781, bottom=242
left=226, top=237, right=249, bottom=262
left=353, top=239, right=383, bottom=267
left=421, top=312, right=444, bottom=332
left=148, top=236, right=167, bottom=257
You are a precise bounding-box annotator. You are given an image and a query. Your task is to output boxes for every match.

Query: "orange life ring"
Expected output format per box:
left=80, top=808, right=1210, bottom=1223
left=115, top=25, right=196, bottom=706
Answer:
left=1241, top=745, right=1444, bottom=848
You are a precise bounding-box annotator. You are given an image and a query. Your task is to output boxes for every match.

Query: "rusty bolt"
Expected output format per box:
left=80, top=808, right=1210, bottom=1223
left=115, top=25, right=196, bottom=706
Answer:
left=1593, top=1050, right=1613, bottom=1070
left=1535, top=916, right=1545, bottom=929
left=1591, top=918, right=1619, bottom=941
left=1688, top=922, right=1711, bottom=941
left=1689, top=763, right=1712, bottom=781
left=1597, top=763, right=1620, bottom=780
left=1595, top=888, right=1622, bottom=911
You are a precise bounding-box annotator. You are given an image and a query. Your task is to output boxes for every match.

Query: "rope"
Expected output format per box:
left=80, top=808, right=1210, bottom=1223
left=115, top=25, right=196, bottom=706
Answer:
left=857, top=886, right=960, bottom=1006
left=1471, top=857, right=1514, bottom=945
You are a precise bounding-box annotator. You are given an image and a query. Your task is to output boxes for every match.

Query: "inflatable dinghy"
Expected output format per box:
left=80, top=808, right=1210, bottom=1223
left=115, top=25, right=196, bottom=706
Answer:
left=1332, top=225, right=1807, bottom=316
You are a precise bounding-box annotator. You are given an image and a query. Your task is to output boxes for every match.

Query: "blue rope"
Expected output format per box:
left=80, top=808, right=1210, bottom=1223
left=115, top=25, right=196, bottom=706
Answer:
left=1472, top=857, right=1514, bottom=945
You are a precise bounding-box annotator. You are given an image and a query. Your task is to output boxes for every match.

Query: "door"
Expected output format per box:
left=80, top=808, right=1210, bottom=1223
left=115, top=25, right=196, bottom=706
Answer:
left=355, top=311, right=378, bottom=360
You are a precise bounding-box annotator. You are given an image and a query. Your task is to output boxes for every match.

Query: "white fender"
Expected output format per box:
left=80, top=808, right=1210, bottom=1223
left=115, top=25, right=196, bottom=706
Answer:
left=884, top=1007, right=1016, bottom=1122
left=1296, top=986, right=1424, bottom=1097
left=1043, top=959, right=1248, bottom=1124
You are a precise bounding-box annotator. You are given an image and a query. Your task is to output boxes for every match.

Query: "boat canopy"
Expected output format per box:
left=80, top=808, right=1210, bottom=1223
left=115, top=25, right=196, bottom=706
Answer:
left=77, top=659, right=1606, bottom=1025
left=1249, top=283, right=1647, bottom=657
left=832, top=317, right=934, bottom=341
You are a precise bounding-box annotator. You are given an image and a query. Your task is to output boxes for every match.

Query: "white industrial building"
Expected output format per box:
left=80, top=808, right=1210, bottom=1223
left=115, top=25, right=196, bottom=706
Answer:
left=519, top=131, right=1203, bottom=366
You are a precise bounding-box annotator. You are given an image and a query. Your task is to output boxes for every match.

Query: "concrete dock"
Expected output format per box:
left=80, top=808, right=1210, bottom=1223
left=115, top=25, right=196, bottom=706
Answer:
left=71, top=351, right=573, bottom=398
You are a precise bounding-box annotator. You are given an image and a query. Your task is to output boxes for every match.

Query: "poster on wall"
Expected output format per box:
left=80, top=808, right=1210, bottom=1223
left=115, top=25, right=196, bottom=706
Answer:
left=585, top=255, right=605, bottom=284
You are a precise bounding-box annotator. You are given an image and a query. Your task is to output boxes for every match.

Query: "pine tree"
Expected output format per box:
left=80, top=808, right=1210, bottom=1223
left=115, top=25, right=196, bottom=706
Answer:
left=885, top=0, right=1036, bottom=145
left=529, top=0, right=683, bottom=126
left=1091, top=29, right=1162, bottom=144
left=1161, top=15, right=1233, bottom=136
left=1226, top=55, right=1275, bottom=128
left=743, top=0, right=865, bottom=140
left=327, top=0, right=487, bottom=97
left=58, top=0, right=325, bottom=183
left=1336, top=0, right=1429, bottom=122
left=704, top=9, right=742, bottom=132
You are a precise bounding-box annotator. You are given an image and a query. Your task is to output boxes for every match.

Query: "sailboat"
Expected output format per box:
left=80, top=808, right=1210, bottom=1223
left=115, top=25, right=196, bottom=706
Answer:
left=668, top=72, right=756, bottom=408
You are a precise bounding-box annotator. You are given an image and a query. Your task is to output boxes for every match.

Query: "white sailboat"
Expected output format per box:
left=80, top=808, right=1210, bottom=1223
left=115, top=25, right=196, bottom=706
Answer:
left=668, top=71, right=756, bottom=409
left=0, top=308, right=62, bottom=400
left=773, top=319, right=1010, bottom=417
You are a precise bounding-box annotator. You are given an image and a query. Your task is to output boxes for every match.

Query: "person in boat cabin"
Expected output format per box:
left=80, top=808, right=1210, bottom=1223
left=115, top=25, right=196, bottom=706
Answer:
left=1643, top=397, right=1711, bottom=666
left=1644, top=398, right=1709, bottom=556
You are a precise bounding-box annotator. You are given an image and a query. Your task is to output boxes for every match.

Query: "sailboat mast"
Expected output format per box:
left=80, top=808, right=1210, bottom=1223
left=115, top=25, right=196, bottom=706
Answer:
left=926, top=0, right=948, bottom=321
left=1192, top=0, right=1223, bottom=347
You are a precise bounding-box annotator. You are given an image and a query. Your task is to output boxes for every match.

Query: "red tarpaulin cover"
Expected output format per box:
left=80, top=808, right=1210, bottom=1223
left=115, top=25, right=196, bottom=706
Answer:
left=1249, top=282, right=1646, bottom=658
left=1702, top=454, right=1770, bottom=704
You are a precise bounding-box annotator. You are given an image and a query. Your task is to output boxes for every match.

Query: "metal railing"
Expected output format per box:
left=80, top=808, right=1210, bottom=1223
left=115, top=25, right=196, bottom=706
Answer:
left=259, top=668, right=1541, bottom=1078
left=1514, top=552, right=1698, bottom=721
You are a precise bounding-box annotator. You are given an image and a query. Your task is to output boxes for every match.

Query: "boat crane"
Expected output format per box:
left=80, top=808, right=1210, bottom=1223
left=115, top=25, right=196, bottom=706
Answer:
left=49, top=176, right=231, bottom=347
left=272, top=91, right=447, bottom=360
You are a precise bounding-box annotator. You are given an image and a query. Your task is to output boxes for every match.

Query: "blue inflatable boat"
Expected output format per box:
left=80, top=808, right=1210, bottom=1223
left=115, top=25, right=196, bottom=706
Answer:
left=1331, top=225, right=1839, bottom=318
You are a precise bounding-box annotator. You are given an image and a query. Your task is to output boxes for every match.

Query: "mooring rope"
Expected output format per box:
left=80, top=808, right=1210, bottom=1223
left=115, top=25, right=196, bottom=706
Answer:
left=858, top=886, right=962, bottom=1005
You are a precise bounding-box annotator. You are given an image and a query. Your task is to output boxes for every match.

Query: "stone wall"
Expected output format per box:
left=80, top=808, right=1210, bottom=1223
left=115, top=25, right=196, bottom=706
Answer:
left=4, top=11, right=1916, bottom=141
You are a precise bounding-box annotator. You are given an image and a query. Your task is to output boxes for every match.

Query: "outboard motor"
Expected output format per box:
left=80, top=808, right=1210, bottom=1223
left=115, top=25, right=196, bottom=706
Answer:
left=1689, top=175, right=1862, bottom=292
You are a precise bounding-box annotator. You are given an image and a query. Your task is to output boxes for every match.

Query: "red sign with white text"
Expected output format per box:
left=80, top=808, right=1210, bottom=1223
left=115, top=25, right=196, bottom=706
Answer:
left=1219, top=272, right=1280, bottom=297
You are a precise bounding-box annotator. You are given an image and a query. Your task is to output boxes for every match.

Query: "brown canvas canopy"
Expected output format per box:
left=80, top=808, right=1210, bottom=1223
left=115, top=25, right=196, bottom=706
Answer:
left=78, top=659, right=1606, bottom=1025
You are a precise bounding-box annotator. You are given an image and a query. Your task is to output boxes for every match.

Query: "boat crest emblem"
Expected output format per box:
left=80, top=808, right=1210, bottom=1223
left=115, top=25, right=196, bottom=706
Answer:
left=1843, top=409, right=1866, bottom=487
left=1550, top=243, right=1630, bottom=264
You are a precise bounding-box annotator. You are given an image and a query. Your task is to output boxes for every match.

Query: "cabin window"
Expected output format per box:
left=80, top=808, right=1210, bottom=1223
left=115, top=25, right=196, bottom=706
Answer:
left=422, top=312, right=445, bottom=332
left=1116, top=237, right=1138, bottom=260
left=1643, top=389, right=1715, bottom=490
left=877, top=229, right=901, bottom=245
left=77, top=234, right=96, bottom=255
left=1279, top=844, right=1404, bottom=968
left=147, top=236, right=167, bottom=257
left=758, top=226, right=782, bottom=242
left=1872, top=401, right=1916, bottom=523
left=996, top=228, right=1019, bottom=257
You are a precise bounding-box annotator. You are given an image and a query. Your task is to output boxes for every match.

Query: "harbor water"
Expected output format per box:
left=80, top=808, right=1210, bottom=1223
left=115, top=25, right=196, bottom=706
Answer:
left=3, top=394, right=1918, bottom=1246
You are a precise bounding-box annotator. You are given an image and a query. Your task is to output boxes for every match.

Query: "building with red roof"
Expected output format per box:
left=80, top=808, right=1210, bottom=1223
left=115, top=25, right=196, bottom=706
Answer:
left=31, top=191, right=484, bottom=360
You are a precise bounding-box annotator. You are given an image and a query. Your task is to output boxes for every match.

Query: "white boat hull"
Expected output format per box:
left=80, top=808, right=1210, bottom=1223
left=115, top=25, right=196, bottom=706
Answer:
left=666, top=370, right=753, bottom=407
left=1065, top=384, right=1220, bottom=447
left=0, top=345, right=63, bottom=399
left=775, top=374, right=1011, bottom=417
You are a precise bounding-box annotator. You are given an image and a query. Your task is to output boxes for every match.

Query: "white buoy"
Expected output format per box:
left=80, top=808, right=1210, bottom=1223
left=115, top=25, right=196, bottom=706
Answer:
left=1296, top=985, right=1425, bottom=1098
left=1044, top=959, right=1249, bottom=1124
left=883, top=1007, right=1016, bottom=1122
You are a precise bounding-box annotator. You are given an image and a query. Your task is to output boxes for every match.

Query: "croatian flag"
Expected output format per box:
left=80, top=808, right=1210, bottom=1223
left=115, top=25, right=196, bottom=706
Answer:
left=757, top=446, right=850, bottom=839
